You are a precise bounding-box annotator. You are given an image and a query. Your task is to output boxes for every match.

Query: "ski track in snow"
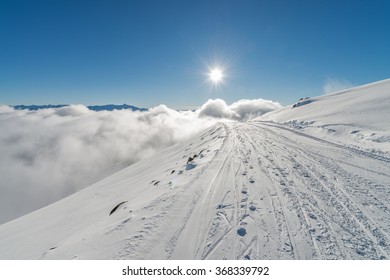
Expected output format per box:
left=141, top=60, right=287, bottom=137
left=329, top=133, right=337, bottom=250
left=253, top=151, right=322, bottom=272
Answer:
left=115, top=122, right=390, bottom=260
left=0, top=121, right=389, bottom=260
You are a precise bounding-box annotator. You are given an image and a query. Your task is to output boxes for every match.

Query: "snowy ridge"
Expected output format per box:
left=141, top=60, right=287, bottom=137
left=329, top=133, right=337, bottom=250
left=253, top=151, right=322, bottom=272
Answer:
left=12, top=104, right=147, bottom=111
left=0, top=80, right=389, bottom=260
left=0, top=124, right=227, bottom=259
left=259, top=78, right=390, bottom=155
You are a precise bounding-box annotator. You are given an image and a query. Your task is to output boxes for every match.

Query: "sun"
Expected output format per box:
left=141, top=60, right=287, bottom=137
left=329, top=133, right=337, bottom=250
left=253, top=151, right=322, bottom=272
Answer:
left=209, top=68, right=223, bottom=83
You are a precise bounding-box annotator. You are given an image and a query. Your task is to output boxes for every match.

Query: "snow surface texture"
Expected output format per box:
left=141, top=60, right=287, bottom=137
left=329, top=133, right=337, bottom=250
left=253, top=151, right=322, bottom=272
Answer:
left=0, top=79, right=389, bottom=259
left=260, top=78, right=390, bottom=155
left=0, top=98, right=280, bottom=224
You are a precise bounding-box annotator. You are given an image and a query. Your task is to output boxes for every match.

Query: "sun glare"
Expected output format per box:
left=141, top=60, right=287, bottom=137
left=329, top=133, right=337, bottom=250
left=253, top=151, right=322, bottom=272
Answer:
left=209, top=68, right=223, bottom=83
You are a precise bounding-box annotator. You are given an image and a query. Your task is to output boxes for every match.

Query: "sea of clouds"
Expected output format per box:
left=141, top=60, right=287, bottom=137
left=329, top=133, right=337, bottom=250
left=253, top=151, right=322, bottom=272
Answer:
left=0, top=98, right=281, bottom=224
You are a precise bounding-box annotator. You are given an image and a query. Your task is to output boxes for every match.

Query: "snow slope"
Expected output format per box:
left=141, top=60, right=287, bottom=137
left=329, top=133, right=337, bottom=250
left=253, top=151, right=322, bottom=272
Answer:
left=259, top=78, right=390, bottom=155
left=0, top=80, right=389, bottom=260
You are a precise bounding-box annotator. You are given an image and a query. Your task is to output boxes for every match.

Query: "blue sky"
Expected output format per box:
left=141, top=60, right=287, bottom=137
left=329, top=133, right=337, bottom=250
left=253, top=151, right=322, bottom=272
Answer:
left=1, top=0, right=389, bottom=108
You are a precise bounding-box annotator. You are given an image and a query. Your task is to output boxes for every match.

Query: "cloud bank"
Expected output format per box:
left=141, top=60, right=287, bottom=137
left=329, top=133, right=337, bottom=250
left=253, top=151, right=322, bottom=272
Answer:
left=0, top=98, right=281, bottom=224
left=198, top=98, right=281, bottom=120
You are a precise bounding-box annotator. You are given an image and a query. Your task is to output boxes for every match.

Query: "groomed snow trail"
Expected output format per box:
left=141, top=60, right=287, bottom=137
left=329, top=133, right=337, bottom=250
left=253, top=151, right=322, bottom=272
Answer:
left=0, top=121, right=389, bottom=260
left=118, top=122, right=390, bottom=260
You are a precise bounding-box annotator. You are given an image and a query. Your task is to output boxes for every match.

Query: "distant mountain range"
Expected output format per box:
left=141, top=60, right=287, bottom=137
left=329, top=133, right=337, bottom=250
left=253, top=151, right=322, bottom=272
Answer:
left=13, top=104, right=148, bottom=112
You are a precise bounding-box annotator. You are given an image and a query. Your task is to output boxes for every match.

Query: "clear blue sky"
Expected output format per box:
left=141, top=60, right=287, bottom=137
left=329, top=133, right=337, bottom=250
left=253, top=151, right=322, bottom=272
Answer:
left=1, top=0, right=389, bottom=108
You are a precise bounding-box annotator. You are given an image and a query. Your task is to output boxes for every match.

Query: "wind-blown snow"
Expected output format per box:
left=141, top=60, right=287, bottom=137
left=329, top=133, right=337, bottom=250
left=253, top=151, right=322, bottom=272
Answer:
left=323, top=77, right=355, bottom=94
left=0, top=98, right=279, bottom=224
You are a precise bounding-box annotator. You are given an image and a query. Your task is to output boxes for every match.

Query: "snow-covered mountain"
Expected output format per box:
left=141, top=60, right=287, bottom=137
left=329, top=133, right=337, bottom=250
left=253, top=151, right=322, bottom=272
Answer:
left=0, top=79, right=389, bottom=260
left=13, top=104, right=147, bottom=111
left=259, top=78, right=390, bottom=154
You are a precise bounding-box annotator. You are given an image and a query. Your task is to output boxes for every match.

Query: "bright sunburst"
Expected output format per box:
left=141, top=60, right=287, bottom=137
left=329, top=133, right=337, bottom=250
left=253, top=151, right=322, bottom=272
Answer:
left=209, top=68, right=223, bottom=84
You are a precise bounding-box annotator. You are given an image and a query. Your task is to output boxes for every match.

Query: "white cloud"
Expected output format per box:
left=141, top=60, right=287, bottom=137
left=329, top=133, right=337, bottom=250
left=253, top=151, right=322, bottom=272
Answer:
left=323, top=77, right=354, bottom=95
left=197, top=98, right=281, bottom=120
left=0, top=105, right=15, bottom=113
left=54, top=104, right=91, bottom=117
left=229, top=98, right=282, bottom=120
left=0, top=98, right=281, bottom=224
left=197, top=99, right=237, bottom=119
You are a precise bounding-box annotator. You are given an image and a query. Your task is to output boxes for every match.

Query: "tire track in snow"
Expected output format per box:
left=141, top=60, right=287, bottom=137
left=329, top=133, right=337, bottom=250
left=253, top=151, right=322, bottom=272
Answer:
left=116, top=123, right=229, bottom=259
left=249, top=122, right=390, bottom=259
left=246, top=125, right=351, bottom=259
left=116, top=121, right=390, bottom=259
left=237, top=124, right=311, bottom=259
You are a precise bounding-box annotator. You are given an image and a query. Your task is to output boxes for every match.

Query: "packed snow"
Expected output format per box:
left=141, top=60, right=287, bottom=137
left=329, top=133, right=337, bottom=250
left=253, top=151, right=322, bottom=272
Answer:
left=0, top=79, right=389, bottom=259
